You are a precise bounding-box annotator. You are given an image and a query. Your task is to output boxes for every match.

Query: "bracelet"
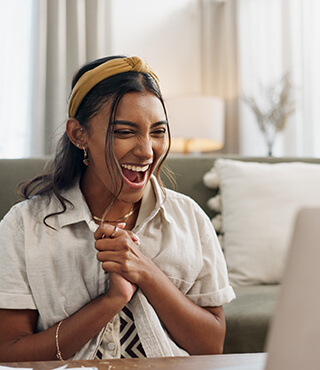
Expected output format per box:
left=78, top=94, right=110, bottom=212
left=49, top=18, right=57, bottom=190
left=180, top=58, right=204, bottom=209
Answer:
left=55, top=320, right=64, bottom=361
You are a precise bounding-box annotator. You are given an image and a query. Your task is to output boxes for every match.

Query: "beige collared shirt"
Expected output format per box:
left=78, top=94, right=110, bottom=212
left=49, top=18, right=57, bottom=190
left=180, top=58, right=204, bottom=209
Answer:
left=0, top=176, right=235, bottom=359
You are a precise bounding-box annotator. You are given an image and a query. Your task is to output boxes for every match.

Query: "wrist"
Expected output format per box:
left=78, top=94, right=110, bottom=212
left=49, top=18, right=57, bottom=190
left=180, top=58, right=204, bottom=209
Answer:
left=137, top=259, right=162, bottom=292
left=100, top=292, right=128, bottom=313
left=96, top=286, right=133, bottom=321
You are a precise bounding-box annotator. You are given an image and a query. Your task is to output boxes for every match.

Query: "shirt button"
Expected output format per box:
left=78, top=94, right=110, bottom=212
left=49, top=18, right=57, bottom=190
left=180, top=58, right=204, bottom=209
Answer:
left=107, top=342, right=115, bottom=351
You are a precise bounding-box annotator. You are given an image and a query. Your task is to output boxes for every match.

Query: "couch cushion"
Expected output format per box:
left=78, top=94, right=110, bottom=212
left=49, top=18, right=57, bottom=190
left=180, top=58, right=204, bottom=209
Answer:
left=215, top=159, right=320, bottom=286
left=0, top=158, right=48, bottom=220
left=223, top=285, right=279, bottom=353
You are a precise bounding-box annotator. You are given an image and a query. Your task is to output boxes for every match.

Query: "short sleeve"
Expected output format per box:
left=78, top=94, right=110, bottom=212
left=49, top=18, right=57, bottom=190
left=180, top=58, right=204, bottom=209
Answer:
left=186, top=208, right=235, bottom=307
left=0, top=206, right=36, bottom=309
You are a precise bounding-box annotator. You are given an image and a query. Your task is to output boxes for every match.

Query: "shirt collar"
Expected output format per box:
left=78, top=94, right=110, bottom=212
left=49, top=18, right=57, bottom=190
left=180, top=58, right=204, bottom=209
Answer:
left=56, top=175, right=169, bottom=231
left=134, top=175, right=170, bottom=231
left=57, top=181, right=96, bottom=231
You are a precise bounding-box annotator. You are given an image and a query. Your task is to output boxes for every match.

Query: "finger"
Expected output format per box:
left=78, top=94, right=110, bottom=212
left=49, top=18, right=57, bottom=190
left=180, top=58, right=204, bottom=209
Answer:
left=94, top=224, right=113, bottom=240
left=97, top=250, right=121, bottom=263
left=132, top=233, right=140, bottom=245
left=127, top=231, right=140, bottom=246
left=94, top=222, right=126, bottom=240
left=95, top=229, right=133, bottom=252
left=95, top=238, right=114, bottom=251
left=101, top=260, right=131, bottom=275
left=101, top=261, right=121, bottom=273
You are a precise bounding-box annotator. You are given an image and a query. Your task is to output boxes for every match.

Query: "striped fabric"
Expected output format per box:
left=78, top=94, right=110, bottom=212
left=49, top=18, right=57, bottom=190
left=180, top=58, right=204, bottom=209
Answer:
left=96, top=346, right=103, bottom=359
left=95, top=306, right=146, bottom=359
left=119, top=306, right=146, bottom=358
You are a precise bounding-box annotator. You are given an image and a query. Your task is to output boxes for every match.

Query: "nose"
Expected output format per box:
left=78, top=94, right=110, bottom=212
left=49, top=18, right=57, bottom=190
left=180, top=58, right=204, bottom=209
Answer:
left=133, top=135, right=153, bottom=160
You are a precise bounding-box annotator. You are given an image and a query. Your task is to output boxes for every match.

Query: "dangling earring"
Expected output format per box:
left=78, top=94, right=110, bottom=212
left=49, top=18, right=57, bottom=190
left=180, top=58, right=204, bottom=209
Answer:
left=83, top=147, right=89, bottom=166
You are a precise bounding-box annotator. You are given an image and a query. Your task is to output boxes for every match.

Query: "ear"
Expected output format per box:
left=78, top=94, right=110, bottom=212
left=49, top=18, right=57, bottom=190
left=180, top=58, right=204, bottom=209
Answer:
left=66, top=118, right=88, bottom=149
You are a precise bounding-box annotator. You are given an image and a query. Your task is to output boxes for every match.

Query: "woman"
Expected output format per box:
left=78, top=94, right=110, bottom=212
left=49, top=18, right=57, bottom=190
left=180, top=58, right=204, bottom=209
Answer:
left=0, top=56, right=235, bottom=361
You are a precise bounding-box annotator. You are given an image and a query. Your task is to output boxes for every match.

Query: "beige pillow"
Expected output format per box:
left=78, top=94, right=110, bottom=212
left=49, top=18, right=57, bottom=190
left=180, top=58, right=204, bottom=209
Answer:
left=215, top=159, right=320, bottom=286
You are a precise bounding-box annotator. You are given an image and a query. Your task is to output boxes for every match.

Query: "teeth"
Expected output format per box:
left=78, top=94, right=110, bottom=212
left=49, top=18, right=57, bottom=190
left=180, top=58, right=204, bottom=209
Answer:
left=121, top=164, right=149, bottom=172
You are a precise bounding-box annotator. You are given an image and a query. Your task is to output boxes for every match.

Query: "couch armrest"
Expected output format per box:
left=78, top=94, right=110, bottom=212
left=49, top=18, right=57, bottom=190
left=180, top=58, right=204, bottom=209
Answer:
left=0, top=157, right=48, bottom=220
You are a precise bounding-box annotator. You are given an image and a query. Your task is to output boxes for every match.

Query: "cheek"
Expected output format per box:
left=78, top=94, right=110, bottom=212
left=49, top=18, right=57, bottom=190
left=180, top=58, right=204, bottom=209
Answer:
left=89, top=146, right=121, bottom=186
left=113, top=140, right=130, bottom=160
left=155, top=138, right=168, bottom=156
left=89, top=148, right=104, bottom=168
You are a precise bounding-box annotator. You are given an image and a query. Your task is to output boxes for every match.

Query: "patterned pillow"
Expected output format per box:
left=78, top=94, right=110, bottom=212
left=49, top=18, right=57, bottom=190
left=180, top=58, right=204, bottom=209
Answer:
left=203, top=167, right=224, bottom=249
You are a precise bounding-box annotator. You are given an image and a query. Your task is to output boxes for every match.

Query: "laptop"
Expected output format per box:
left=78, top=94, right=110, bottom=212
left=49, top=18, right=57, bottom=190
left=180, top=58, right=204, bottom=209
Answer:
left=264, top=207, right=320, bottom=370
left=214, top=208, right=320, bottom=370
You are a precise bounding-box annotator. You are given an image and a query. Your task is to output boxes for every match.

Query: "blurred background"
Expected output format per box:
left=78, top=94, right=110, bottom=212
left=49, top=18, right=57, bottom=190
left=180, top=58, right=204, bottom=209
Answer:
left=0, top=0, right=319, bottom=158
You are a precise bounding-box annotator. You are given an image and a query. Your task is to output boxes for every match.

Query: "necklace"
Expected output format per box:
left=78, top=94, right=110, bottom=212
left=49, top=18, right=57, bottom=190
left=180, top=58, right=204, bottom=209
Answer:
left=93, top=204, right=138, bottom=224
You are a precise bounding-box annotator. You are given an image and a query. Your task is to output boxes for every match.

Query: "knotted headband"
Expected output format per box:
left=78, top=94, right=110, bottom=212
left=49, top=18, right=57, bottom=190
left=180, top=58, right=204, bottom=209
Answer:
left=68, top=56, right=160, bottom=118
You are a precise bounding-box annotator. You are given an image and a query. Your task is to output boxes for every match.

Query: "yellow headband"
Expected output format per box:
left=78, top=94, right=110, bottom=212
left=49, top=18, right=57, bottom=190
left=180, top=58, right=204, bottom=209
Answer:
left=68, top=56, right=160, bottom=118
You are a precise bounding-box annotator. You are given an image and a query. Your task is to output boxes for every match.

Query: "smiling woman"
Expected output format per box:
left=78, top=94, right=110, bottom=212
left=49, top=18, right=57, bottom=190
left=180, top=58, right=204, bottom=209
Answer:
left=0, top=56, right=235, bottom=361
left=69, top=90, right=168, bottom=228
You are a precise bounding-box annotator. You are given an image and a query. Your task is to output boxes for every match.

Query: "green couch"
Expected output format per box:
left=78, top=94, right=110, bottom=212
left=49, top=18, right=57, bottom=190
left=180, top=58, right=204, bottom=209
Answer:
left=1, top=154, right=320, bottom=354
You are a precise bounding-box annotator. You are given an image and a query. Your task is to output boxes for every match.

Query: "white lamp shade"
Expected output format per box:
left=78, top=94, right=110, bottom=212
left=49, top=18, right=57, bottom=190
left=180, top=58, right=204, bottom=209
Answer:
left=165, top=95, right=225, bottom=153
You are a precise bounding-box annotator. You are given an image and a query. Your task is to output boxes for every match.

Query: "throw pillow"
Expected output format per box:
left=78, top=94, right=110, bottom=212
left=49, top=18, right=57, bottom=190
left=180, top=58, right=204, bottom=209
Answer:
left=214, top=159, right=320, bottom=286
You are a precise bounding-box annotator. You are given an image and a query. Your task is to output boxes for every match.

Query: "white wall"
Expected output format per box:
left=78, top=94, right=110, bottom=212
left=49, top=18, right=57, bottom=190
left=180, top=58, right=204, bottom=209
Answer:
left=109, top=0, right=202, bottom=97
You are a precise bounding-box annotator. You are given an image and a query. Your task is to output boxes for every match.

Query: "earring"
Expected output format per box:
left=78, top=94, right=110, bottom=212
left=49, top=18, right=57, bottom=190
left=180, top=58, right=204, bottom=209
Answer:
left=83, top=147, right=89, bottom=166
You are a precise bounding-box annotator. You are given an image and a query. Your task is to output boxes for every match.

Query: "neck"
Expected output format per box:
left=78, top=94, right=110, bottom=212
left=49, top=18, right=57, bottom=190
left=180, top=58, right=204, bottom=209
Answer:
left=80, top=173, right=113, bottom=217
left=80, top=171, right=139, bottom=228
left=93, top=203, right=138, bottom=224
left=95, top=200, right=140, bottom=230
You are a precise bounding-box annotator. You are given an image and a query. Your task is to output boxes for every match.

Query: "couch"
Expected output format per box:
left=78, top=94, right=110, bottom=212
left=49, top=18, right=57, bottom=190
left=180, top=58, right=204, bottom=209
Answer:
left=1, top=154, right=320, bottom=354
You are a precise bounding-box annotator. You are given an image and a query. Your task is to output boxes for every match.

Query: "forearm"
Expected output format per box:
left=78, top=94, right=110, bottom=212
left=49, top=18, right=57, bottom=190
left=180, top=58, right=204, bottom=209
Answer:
left=94, top=225, right=226, bottom=355
left=0, top=294, right=126, bottom=362
left=138, top=262, right=226, bottom=355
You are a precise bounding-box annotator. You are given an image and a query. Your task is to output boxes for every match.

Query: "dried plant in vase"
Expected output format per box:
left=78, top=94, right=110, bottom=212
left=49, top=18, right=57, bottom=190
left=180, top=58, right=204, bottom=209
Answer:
left=244, top=73, right=295, bottom=156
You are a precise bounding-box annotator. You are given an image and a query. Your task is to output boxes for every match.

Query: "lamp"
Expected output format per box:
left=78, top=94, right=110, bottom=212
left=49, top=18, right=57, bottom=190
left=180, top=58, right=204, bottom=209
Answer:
left=165, top=95, right=225, bottom=154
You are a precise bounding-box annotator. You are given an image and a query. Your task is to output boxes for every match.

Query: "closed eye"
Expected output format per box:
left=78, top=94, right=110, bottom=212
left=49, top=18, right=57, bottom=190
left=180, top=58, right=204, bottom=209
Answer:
left=114, top=129, right=135, bottom=136
left=152, top=128, right=167, bottom=135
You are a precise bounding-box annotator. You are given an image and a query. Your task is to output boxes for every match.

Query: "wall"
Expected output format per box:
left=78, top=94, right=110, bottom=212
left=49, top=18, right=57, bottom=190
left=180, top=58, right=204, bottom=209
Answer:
left=109, top=0, right=202, bottom=98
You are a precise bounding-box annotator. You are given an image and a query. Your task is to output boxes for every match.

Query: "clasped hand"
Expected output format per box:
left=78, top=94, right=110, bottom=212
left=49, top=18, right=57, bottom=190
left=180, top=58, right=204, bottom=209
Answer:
left=94, top=224, right=147, bottom=303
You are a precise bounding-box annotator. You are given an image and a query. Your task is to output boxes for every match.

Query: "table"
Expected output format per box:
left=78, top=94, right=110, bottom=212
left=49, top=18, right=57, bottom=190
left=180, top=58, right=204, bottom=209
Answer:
left=0, top=353, right=267, bottom=369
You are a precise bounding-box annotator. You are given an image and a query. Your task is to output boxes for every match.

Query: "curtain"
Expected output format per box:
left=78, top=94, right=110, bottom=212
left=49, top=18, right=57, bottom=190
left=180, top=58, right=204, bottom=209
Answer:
left=237, top=0, right=320, bottom=157
left=30, top=0, right=112, bottom=156
left=200, top=0, right=239, bottom=154
left=201, top=0, right=320, bottom=157
left=0, top=0, right=34, bottom=158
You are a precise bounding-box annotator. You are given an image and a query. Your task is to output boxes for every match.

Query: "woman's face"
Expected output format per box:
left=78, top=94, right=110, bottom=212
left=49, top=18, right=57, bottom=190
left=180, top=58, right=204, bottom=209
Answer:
left=84, top=91, right=168, bottom=204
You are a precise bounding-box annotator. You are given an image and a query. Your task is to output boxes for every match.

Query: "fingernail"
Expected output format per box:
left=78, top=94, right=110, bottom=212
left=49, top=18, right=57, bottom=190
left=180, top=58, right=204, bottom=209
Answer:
left=132, top=233, right=140, bottom=243
left=117, top=222, right=126, bottom=229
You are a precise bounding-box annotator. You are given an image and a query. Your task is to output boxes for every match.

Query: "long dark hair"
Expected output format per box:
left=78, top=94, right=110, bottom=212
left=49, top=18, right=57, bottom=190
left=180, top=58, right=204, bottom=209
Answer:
left=18, top=55, right=172, bottom=226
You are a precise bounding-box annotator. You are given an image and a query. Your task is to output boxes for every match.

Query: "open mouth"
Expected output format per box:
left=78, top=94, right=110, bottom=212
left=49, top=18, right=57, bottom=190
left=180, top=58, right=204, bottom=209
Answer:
left=121, top=164, right=150, bottom=184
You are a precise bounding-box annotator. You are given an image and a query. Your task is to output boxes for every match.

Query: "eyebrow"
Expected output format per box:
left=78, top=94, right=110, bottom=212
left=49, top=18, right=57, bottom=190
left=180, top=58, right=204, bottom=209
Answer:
left=113, top=120, right=168, bottom=128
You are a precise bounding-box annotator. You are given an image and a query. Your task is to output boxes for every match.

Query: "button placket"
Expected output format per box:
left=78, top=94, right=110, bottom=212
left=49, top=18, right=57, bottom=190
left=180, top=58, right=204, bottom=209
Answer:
left=102, top=314, right=120, bottom=358
left=107, top=342, right=116, bottom=351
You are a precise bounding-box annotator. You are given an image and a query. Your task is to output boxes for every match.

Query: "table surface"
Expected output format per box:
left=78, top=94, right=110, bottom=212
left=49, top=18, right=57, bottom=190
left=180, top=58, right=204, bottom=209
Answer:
left=0, top=353, right=267, bottom=369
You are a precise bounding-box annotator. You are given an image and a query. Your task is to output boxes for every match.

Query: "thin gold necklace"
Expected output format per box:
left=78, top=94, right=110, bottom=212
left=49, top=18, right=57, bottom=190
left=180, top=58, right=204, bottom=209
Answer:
left=93, top=204, right=138, bottom=224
